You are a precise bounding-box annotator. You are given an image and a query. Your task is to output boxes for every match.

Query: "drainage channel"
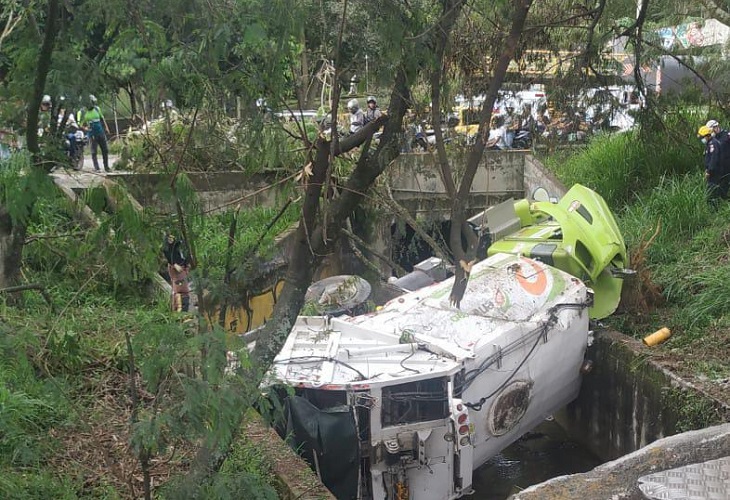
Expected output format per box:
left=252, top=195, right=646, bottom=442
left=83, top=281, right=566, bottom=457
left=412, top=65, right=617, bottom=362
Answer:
left=468, top=419, right=602, bottom=499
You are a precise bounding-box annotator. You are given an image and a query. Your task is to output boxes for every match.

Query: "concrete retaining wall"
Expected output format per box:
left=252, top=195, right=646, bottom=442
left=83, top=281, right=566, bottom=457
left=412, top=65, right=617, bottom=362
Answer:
left=556, top=329, right=729, bottom=462
left=523, top=154, right=567, bottom=199
left=389, top=151, right=525, bottom=217
left=118, top=151, right=529, bottom=218
left=118, top=171, right=288, bottom=214
left=513, top=422, right=730, bottom=499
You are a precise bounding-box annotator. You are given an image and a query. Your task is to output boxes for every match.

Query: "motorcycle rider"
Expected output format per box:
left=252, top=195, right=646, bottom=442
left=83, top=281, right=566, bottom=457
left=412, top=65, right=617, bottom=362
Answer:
left=486, top=115, right=508, bottom=150
left=57, top=96, right=78, bottom=129
left=81, top=94, right=111, bottom=172
left=502, top=101, right=519, bottom=148
left=347, top=98, right=364, bottom=134
left=699, top=124, right=725, bottom=208
left=57, top=97, right=83, bottom=167
left=364, top=96, right=382, bottom=124
left=38, top=95, right=53, bottom=137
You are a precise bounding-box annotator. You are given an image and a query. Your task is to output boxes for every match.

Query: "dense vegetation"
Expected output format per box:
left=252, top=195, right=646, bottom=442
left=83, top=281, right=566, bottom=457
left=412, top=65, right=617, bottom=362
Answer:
left=4, top=0, right=730, bottom=497
left=0, top=153, right=297, bottom=498
left=546, top=104, right=730, bottom=387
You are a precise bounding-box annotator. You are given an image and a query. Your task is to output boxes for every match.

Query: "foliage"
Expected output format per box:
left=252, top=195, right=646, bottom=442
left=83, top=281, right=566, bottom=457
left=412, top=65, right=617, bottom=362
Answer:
left=120, top=111, right=309, bottom=173
left=554, top=105, right=730, bottom=352
left=545, top=107, right=703, bottom=207
left=1, top=168, right=287, bottom=497
left=195, top=203, right=300, bottom=283
left=202, top=423, right=278, bottom=500
left=662, top=386, right=726, bottom=433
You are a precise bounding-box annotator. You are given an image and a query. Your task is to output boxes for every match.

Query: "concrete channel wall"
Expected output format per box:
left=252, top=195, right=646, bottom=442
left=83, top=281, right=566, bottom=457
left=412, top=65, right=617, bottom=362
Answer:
left=555, top=329, right=730, bottom=461
left=388, top=151, right=525, bottom=216
left=118, top=151, right=529, bottom=216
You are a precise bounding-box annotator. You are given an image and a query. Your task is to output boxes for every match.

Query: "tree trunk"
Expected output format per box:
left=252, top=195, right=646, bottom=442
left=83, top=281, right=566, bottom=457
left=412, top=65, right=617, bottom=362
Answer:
left=1, top=0, right=60, bottom=290
left=0, top=207, right=28, bottom=290
left=253, top=70, right=408, bottom=367
left=26, top=0, right=60, bottom=157
left=447, top=0, right=534, bottom=307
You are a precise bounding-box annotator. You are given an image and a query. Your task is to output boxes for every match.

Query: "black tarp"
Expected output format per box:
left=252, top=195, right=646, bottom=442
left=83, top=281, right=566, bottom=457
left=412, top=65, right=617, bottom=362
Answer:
left=286, top=396, right=360, bottom=500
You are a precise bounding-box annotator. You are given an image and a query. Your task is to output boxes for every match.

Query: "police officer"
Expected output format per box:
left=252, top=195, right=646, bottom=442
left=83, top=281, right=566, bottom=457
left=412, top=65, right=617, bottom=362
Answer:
left=699, top=125, right=725, bottom=208
left=706, top=119, right=730, bottom=198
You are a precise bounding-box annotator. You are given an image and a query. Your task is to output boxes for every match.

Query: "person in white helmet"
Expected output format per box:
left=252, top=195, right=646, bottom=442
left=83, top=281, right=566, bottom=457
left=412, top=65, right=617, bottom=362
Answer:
left=364, top=96, right=381, bottom=124
left=347, top=98, right=364, bottom=134
left=38, top=95, right=53, bottom=137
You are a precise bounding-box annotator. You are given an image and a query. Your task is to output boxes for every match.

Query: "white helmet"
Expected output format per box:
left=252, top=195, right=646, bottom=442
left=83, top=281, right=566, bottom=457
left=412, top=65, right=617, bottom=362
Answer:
left=706, top=119, right=720, bottom=129
left=41, top=95, right=51, bottom=105
left=367, top=96, right=376, bottom=104
left=347, top=98, right=360, bottom=111
left=89, top=94, right=98, bottom=105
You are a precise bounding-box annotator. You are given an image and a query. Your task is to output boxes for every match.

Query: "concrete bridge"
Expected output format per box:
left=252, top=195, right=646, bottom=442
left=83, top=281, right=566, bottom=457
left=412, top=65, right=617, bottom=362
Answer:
left=66, top=150, right=563, bottom=217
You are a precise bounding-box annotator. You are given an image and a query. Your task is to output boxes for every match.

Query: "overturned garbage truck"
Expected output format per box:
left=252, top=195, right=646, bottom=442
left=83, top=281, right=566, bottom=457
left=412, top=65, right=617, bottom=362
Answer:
left=264, top=184, right=630, bottom=500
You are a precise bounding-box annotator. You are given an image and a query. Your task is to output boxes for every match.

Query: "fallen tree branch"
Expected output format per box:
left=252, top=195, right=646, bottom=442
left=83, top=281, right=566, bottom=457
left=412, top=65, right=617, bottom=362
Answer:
left=0, top=283, right=54, bottom=311
left=380, top=182, right=452, bottom=265
left=25, top=231, right=86, bottom=244
left=341, top=224, right=407, bottom=278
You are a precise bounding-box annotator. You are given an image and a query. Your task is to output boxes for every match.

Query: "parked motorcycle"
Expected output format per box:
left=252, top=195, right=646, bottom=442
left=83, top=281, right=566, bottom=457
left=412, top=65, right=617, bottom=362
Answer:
left=64, top=126, right=88, bottom=170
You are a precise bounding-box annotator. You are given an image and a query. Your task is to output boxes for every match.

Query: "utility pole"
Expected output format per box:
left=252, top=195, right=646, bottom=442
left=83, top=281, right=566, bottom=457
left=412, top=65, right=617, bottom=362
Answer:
left=365, top=54, right=369, bottom=93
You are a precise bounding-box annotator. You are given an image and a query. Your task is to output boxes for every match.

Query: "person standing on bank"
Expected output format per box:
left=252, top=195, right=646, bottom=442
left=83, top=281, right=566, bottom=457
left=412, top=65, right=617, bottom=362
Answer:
left=81, top=94, right=111, bottom=172
left=706, top=119, right=730, bottom=197
left=698, top=125, right=725, bottom=208
left=364, top=96, right=382, bottom=124
left=162, top=232, right=191, bottom=312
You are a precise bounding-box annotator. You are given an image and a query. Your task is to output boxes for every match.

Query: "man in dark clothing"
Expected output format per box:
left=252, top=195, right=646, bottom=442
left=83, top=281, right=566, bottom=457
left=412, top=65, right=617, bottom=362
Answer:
left=699, top=125, right=724, bottom=208
left=706, top=119, right=730, bottom=198
left=162, top=233, right=191, bottom=312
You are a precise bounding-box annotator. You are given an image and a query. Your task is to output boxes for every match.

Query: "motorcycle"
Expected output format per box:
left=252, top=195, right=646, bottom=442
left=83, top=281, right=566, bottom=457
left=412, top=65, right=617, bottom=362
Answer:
left=411, top=122, right=452, bottom=152
left=512, top=129, right=532, bottom=149
left=63, top=126, right=88, bottom=170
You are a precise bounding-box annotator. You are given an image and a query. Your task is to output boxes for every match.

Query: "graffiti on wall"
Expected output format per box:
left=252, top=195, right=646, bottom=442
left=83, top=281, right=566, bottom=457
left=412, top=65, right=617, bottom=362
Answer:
left=657, top=19, right=730, bottom=50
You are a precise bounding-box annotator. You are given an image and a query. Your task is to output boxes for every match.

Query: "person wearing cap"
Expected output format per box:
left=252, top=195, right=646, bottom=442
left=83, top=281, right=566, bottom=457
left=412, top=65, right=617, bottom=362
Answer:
left=698, top=124, right=725, bottom=207
left=80, top=94, right=111, bottom=172
left=364, top=96, right=382, bottom=124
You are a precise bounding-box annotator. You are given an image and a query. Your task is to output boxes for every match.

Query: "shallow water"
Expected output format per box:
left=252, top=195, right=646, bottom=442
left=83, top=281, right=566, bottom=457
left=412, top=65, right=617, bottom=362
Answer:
left=469, top=419, right=602, bottom=499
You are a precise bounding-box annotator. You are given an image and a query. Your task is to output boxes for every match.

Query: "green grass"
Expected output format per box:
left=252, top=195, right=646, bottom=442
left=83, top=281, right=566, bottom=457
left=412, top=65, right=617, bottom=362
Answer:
left=546, top=109, right=703, bottom=207
left=548, top=109, right=730, bottom=356
left=1, top=185, right=289, bottom=498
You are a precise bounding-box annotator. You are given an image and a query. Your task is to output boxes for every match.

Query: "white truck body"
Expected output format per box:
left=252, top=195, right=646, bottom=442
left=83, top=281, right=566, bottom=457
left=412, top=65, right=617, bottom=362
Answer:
left=267, top=252, right=591, bottom=500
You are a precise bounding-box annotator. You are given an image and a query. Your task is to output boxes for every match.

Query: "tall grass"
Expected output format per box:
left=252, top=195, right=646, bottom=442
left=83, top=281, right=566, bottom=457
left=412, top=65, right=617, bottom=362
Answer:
left=613, top=173, right=730, bottom=343
left=546, top=106, right=730, bottom=352
left=547, top=108, right=704, bottom=207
